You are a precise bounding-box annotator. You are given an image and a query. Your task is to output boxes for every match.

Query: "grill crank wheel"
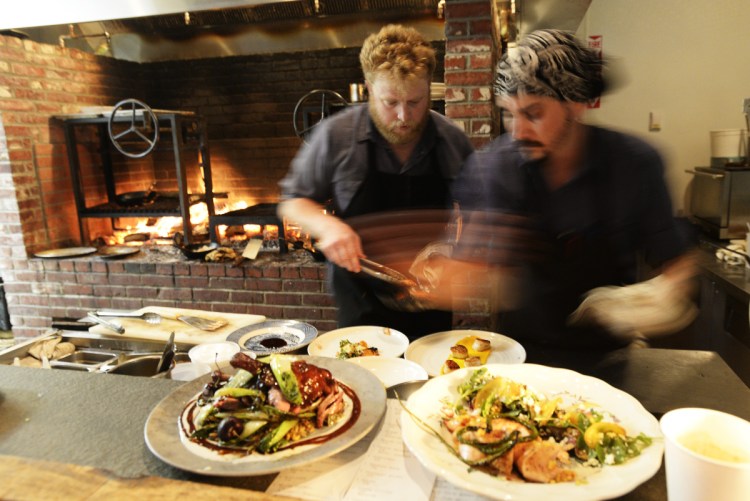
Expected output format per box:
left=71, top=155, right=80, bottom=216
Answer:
left=293, top=89, right=348, bottom=143
left=107, top=98, right=160, bottom=158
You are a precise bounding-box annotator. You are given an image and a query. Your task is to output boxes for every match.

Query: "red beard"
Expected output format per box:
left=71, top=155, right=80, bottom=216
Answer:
left=369, top=101, right=428, bottom=146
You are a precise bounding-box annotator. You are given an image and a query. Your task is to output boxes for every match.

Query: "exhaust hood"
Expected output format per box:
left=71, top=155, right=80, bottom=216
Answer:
left=2, top=0, right=591, bottom=63
left=3, top=0, right=447, bottom=62
left=517, top=0, right=592, bottom=37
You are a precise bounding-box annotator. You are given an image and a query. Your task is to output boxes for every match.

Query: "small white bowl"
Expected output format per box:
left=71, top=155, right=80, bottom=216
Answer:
left=188, top=341, right=241, bottom=367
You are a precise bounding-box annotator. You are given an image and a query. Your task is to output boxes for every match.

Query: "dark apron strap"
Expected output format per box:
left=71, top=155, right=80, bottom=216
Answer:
left=331, top=138, right=452, bottom=339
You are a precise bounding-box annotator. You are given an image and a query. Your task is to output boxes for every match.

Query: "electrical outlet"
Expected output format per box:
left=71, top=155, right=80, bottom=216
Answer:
left=744, top=98, right=750, bottom=115
left=649, top=111, right=663, bottom=132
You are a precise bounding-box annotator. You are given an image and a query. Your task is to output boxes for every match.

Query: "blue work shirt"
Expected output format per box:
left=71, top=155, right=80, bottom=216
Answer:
left=454, top=126, right=690, bottom=349
left=279, top=104, right=474, bottom=214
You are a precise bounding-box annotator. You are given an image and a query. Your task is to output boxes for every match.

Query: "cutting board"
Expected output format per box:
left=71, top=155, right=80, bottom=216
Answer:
left=88, top=306, right=266, bottom=345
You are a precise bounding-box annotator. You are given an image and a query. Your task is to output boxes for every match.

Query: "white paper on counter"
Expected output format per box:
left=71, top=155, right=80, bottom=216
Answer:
left=343, top=399, right=435, bottom=500
left=267, top=399, right=436, bottom=501
left=430, top=478, right=495, bottom=501
left=265, top=431, right=371, bottom=501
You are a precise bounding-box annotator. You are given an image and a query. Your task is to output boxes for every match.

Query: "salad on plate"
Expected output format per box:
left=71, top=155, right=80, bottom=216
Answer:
left=406, top=367, right=654, bottom=484
left=182, top=352, right=358, bottom=456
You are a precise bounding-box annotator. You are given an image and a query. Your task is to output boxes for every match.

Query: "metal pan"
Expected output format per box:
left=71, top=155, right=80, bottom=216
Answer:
left=357, top=258, right=438, bottom=312
left=34, top=247, right=98, bottom=259
left=116, top=190, right=157, bottom=207
left=97, top=246, right=140, bottom=259
left=179, top=241, right=220, bottom=259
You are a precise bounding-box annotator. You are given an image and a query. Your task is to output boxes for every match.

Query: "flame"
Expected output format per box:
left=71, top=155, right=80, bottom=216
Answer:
left=110, top=199, right=266, bottom=244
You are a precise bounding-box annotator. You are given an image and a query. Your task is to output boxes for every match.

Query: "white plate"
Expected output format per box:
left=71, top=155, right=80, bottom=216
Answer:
left=346, top=356, right=428, bottom=388
left=401, top=364, right=664, bottom=501
left=404, top=329, right=525, bottom=377
left=307, top=325, right=409, bottom=358
left=145, top=355, right=386, bottom=476
left=226, top=320, right=317, bottom=355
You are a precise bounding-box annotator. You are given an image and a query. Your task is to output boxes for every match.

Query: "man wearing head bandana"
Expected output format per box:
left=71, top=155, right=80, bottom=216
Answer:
left=448, top=29, right=697, bottom=362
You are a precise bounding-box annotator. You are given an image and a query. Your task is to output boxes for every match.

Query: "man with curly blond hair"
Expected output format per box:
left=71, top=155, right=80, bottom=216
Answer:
left=279, top=24, right=473, bottom=339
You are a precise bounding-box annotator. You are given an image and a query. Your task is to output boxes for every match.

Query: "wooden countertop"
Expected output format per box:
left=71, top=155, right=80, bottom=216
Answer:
left=0, top=455, right=295, bottom=501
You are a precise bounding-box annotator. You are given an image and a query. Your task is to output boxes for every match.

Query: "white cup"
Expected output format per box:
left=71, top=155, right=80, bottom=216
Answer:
left=660, top=408, right=750, bottom=501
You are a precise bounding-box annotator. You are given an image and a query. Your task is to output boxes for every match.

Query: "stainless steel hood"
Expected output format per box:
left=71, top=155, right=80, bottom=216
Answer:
left=1, top=1, right=301, bottom=29
left=517, top=0, right=592, bottom=36
left=4, top=0, right=446, bottom=62
left=1, top=0, right=591, bottom=63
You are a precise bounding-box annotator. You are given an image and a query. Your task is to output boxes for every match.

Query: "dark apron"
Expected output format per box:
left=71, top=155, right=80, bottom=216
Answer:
left=497, top=158, right=634, bottom=355
left=331, top=138, right=453, bottom=339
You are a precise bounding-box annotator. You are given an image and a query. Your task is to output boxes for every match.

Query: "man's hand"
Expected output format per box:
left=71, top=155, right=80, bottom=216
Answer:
left=315, top=218, right=365, bottom=272
left=278, top=198, right=365, bottom=272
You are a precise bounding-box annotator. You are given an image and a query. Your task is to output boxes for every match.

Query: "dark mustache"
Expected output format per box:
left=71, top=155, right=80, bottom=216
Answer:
left=515, top=140, right=543, bottom=148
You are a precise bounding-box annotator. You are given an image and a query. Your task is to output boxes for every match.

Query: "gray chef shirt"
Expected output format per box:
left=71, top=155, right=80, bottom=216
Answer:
left=279, top=104, right=474, bottom=214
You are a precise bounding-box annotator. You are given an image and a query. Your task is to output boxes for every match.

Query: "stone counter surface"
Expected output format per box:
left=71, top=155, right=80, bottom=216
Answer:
left=0, top=366, right=184, bottom=477
left=0, top=365, right=276, bottom=492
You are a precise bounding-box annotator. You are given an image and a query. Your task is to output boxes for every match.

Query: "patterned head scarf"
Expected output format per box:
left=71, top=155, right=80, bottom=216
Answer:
left=493, top=29, right=605, bottom=103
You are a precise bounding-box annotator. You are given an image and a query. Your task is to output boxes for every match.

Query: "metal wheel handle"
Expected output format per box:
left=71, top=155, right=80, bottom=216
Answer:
left=107, top=98, right=159, bottom=158
left=293, top=89, right=348, bottom=142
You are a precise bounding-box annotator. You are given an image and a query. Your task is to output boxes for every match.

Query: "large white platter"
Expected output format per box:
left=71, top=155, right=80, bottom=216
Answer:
left=404, top=329, right=526, bottom=377
left=401, top=363, right=664, bottom=501
left=145, top=355, right=386, bottom=476
left=307, top=325, right=409, bottom=358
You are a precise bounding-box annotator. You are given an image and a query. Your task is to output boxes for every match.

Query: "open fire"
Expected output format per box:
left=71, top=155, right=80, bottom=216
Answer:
left=97, top=200, right=283, bottom=248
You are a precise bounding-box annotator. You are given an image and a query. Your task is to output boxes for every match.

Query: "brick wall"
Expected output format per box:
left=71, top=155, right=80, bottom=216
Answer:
left=444, top=0, right=498, bottom=149
left=0, top=4, right=498, bottom=338
left=0, top=35, right=146, bottom=255
left=145, top=44, right=445, bottom=205
left=146, top=48, right=363, bottom=206
left=18, top=255, right=339, bottom=334
left=14, top=253, right=493, bottom=336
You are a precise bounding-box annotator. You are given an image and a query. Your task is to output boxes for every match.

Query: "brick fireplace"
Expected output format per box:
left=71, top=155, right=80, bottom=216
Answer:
left=0, top=0, right=498, bottom=338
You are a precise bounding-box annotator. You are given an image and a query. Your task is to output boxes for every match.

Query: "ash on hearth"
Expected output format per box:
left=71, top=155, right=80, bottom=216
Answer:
left=95, top=244, right=321, bottom=266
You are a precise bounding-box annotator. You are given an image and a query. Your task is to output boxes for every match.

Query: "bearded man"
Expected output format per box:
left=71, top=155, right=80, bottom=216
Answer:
left=449, top=29, right=696, bottom=361
left=278, top=24, right=473, bottom=339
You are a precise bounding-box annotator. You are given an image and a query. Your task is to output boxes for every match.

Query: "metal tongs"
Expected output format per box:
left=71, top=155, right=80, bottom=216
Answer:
left=358, top=258, right=437, bottom=312
left=359, top=258, right=418, bottom=289
left=86, top=312, right=125, bottom=334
